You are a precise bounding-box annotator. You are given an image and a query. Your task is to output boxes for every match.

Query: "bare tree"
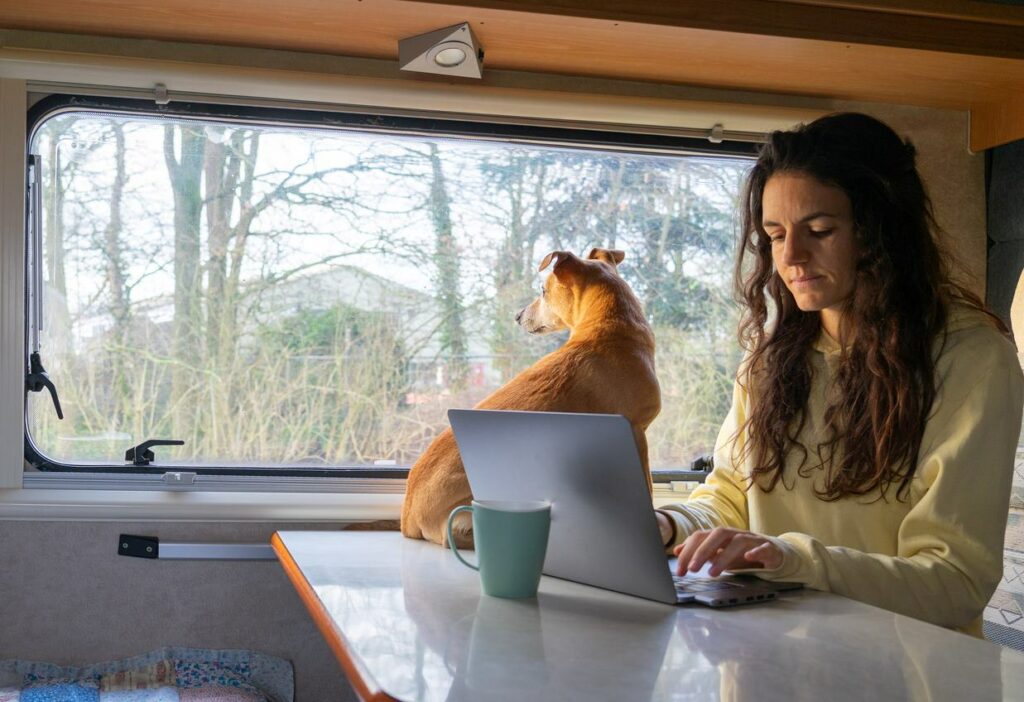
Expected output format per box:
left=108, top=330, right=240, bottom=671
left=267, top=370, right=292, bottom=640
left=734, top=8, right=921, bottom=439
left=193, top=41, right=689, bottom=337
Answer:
left=163, top=123, right=205, bottom=439
left=478, top=150, right=559, bottom=381
left=102, top=122, right=131, bottom=420
left=34, top=113, right=751, bottom=471
left=427, top=142, right=469, bottom=389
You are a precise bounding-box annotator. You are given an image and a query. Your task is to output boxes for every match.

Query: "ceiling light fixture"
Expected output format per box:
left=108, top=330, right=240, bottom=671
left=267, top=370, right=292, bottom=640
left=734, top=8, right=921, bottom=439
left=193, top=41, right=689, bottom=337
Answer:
left=399, top=22, right=484, bottom=79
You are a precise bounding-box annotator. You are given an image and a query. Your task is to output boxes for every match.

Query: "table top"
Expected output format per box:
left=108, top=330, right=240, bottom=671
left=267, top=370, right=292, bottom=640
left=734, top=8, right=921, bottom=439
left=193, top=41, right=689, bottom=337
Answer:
left=272, top=530, right=1024, bottom=702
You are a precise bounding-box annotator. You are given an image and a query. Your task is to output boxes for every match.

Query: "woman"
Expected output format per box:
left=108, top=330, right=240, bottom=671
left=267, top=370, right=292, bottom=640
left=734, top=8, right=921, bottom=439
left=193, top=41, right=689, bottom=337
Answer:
left=655, top=112, right=1024, bottom=636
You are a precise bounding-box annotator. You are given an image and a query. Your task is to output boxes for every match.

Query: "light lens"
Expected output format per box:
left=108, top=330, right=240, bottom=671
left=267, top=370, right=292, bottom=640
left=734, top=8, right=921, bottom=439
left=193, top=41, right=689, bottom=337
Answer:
left=434, top=47, right=467, bottom=67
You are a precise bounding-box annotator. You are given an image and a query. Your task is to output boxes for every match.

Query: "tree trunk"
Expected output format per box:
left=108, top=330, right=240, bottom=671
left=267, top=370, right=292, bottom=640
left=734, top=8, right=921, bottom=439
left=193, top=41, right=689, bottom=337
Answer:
left=163, top=124, right=205, bottom=441
left=427, top=143, right=468, bottom=390
left=104, top=122, right=131, bottom=422
left=202, top=127, right=241, bottom=368
left=491, top=154, right=524, bottom=381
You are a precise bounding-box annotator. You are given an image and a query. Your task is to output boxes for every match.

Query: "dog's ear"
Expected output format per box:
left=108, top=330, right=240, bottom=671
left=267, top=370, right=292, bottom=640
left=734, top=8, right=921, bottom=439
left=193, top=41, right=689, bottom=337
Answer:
left=587, top=248, right=626, bottom=267
left=538, top=250, right=576, bottom=272
left=539, top=251, right=566, bottom=272
left=538, top=250, right=582, bottom=283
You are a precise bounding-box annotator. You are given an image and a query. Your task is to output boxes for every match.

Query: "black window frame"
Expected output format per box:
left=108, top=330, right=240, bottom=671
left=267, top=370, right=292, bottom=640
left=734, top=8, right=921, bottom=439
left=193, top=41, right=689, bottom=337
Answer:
left=24, top=93, right=757, bottom=479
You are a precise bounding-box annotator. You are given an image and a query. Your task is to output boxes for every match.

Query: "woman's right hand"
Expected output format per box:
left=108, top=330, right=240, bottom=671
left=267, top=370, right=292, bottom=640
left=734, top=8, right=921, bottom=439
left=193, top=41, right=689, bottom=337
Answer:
left=674, top=527, right=784, bottom=576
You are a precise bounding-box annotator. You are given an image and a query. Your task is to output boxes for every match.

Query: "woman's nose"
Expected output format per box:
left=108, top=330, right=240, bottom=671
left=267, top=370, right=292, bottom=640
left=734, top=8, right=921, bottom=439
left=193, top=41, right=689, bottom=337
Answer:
left=781, top=233, right=809, bottom=265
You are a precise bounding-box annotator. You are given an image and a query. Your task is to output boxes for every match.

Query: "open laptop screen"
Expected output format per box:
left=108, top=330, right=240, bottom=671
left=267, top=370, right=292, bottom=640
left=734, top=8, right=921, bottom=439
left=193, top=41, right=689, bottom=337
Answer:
left=448, top=409, right=679, bottom=604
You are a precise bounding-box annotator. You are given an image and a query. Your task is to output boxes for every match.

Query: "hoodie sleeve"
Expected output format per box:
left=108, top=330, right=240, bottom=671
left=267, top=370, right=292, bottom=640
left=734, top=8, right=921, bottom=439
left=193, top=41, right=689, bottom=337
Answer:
left=657, top=378, right=752, bottom=552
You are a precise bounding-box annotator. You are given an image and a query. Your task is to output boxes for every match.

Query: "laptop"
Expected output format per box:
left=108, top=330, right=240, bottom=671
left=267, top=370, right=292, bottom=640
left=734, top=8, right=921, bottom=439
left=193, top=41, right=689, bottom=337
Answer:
left=448, top=408, right=802, bottom=607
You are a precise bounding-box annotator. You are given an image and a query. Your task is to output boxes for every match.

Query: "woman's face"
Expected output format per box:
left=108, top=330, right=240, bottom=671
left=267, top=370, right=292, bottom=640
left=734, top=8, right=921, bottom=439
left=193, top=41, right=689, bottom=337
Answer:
left=762, top=171, right=859, bottom=332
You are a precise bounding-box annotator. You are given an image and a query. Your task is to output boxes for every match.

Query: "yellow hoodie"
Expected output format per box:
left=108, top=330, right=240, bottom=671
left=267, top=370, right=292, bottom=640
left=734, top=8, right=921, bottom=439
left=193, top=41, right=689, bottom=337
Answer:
left=659, top=305, right=1024, bottom=636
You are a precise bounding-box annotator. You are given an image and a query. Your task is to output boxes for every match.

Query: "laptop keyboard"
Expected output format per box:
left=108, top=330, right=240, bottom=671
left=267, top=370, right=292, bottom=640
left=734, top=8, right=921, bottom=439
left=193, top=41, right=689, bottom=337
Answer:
left=673, top=575, right=744, bottom=593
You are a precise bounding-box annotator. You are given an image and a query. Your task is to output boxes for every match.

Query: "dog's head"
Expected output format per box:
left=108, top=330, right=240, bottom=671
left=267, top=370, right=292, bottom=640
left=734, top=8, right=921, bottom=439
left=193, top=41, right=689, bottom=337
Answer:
left=515, top=247, right=626, bottom=334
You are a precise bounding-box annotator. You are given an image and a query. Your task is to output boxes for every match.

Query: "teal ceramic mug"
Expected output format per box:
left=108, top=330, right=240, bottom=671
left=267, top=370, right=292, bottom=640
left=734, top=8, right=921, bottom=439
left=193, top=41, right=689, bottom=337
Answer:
left=447, top=500, right=551, bottom=599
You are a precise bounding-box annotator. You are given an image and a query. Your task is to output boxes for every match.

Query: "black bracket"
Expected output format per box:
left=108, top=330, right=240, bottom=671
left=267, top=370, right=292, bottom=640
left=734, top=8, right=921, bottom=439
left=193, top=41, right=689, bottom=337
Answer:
left=690, top=455, right=714, bottom=472
left=118, top=533, right=159, bottom=559
left=26, top=352, right=63, bottom=420
left=125, top=439, right=185, bottom=466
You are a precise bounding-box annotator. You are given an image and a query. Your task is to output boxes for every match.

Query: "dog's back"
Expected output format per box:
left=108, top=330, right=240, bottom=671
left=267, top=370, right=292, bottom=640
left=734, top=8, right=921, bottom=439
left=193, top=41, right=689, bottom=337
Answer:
left=401, top=248, right=660, bottom=546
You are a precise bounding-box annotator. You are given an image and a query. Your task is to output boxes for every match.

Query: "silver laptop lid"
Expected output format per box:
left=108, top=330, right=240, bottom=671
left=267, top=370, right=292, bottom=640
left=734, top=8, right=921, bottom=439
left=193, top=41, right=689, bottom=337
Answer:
left=448, top=409, right=677, bottom=604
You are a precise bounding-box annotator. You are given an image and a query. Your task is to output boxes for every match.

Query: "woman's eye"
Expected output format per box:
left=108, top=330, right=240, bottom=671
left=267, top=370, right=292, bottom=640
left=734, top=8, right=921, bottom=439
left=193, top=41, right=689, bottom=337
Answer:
left=810, top=228, right=835, bottom=238
left=768, top=234, right=784, bottom=243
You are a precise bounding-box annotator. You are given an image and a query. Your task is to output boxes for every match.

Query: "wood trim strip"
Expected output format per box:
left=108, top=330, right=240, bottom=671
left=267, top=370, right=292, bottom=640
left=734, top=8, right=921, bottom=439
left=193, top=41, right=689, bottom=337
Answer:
left=410, top=0, right=1024, bottom=58
left=270, top=533, right=399, bottom=702
left=765, top=0, right=1024, bottom=26
left=970, top=96, right=1024, bottom=153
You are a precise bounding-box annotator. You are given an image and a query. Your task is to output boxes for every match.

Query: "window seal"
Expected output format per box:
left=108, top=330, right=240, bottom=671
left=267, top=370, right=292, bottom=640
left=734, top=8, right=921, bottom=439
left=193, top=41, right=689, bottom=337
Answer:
left=21, top=469, right=407, bottom=493
left=24, top=93, right=754, bottom=478
left=27, top=94, right=761, bottom=160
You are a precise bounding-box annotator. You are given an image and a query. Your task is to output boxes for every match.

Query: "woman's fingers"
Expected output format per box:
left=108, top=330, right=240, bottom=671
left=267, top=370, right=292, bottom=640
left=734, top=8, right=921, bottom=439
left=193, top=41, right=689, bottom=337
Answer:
left=675, top=529, right=783, bottom=576
left=707, top=535, right=759, bottom=576
left=683, top=528, right=738, bottom=573
left=673, top=530, right=709, bottom=575
left=744, top=541, right=784, bottom=570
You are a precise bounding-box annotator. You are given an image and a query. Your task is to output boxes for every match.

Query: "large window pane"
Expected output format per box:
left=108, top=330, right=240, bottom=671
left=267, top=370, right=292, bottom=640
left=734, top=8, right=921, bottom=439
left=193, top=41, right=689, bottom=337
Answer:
left=27, top=109, right=751, bottom=469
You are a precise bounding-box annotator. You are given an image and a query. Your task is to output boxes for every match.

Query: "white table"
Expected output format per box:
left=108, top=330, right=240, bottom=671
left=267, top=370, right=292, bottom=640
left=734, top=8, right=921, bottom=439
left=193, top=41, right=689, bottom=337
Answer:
left=272, top=531, right=1024, bottom=702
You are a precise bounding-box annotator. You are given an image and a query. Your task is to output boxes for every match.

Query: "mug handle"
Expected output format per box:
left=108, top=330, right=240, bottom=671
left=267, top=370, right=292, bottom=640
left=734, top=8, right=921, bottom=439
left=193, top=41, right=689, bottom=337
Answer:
left=447, top=505, right=478, bottom=571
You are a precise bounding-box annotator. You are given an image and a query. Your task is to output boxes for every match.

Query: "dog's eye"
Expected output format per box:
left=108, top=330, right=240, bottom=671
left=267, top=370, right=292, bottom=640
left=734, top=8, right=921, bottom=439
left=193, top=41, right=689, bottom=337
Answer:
left=540, top=287, right=546, bottom=297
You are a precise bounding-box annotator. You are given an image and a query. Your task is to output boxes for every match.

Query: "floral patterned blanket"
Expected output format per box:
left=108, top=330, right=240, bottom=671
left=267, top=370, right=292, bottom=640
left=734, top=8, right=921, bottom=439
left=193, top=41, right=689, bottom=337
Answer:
left=0, top=648, right=292, bottom=702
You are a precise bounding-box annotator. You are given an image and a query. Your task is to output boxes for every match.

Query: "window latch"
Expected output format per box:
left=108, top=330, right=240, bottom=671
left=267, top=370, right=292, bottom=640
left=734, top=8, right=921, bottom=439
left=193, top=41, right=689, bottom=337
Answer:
left=690, top=454, right=714, bottom=472
left=125, top=438, right=185, bottom=466
left=26, top=352, right=63, bottom=420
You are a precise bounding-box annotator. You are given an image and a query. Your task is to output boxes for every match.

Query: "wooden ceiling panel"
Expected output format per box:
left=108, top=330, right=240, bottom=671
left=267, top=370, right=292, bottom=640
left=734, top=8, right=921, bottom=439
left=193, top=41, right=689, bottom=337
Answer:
left=0, top=1, right=397, bottom=58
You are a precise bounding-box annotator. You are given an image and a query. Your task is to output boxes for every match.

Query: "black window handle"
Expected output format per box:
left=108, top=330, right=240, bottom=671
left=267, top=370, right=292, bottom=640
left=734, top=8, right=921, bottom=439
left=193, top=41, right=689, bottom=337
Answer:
left=26, top=352, right=63, bottom=420
left=690, top=455, right=714, bottom=472
left=125, top=439, right=185, bottom=466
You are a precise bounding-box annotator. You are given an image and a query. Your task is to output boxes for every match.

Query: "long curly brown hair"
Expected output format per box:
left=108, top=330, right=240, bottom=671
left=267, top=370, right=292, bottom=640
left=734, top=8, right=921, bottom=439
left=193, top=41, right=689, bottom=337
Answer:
left=734, top=112, right=1000, bottom=501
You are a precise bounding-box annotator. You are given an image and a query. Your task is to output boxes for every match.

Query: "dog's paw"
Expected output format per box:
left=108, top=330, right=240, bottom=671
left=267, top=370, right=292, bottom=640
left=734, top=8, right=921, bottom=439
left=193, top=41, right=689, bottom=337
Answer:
left=444, top=510, right=475, bottom=550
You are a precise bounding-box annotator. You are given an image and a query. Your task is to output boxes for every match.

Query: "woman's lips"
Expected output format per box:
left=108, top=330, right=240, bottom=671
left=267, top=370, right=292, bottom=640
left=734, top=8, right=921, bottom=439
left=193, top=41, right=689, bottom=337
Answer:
left=792, top=275, right=823, bottom=288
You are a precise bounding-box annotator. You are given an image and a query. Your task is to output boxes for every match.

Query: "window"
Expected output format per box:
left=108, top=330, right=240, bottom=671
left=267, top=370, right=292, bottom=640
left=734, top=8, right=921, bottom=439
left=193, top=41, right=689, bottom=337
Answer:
left=25, top=95, right=754, bottom=477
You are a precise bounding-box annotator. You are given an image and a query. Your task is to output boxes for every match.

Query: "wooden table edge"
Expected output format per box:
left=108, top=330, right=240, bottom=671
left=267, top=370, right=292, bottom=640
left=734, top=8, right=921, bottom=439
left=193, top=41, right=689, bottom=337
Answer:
left=271, top=532, right=400, bottom=702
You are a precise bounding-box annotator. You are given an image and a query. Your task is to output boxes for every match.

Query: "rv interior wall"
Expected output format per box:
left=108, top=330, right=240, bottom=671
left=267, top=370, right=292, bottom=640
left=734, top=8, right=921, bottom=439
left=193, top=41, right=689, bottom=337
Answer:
left=0, top=521, right=358, bottom=701
left=832, top=101, right=985, bottom=296
left=0, top=33, right=987, bottom=702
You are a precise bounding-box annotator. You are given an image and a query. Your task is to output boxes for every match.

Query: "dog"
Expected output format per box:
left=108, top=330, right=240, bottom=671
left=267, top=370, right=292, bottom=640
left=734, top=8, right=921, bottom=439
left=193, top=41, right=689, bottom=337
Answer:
left=400, top=247, right=661, bottom=548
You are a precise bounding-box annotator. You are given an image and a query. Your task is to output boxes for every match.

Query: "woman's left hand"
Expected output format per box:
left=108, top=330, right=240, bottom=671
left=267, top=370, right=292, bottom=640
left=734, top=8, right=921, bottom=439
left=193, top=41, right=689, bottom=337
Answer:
left=674, top=527, right=784, bottom=577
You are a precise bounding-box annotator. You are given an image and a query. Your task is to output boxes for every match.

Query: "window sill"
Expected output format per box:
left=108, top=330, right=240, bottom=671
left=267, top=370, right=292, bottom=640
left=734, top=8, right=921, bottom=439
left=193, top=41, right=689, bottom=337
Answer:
left=0, top=487, right=403, bottom=521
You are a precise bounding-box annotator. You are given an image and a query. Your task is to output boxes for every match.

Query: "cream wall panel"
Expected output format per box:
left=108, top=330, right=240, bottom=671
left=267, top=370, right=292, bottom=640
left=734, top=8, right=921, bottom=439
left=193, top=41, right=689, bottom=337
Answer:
left=832, top=101, right=985, bottom=298
left=0, top=78, right=25, bottom=489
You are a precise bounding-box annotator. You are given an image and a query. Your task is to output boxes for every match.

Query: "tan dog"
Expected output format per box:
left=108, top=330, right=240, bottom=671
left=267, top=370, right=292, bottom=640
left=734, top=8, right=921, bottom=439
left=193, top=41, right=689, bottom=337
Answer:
left=400, top=247, right=661, bottom=547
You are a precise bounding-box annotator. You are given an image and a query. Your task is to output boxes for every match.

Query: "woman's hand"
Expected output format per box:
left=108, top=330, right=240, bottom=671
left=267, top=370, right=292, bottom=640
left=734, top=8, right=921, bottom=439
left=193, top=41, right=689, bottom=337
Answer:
left=674, top=526, right=784, bottom=577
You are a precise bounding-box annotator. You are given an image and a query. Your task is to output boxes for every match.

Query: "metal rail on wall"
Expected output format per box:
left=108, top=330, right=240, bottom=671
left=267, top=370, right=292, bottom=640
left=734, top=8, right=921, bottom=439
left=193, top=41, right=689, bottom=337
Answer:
left=117, top=534, right=276, bottom=560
